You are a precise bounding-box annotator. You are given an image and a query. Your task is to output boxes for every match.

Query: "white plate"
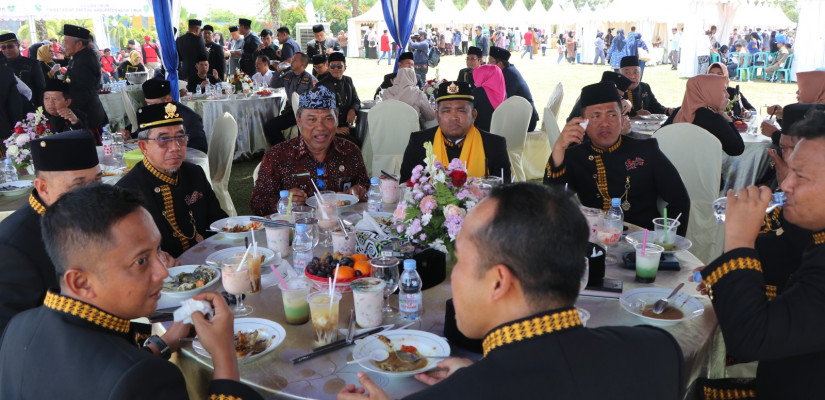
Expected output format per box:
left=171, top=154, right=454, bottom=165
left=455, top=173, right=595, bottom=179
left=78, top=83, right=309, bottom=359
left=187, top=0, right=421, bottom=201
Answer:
left=306, top=193, right=359, bottom=211
left=0, top=180, right=33, bottom=197
left=639, top=114, right=667, bottom=120
left=192, top=318, right=286, bottom=363
left=619, top=287, right=704, bottom=327
left=161, top=264, right=221, bottom=300
left=625, top=231, right=692, bottom=254
left=205, top=247, right=277, bottom=271
left=351, top=330, right=451, bottom=377
left=210, top=216, right=265, bottom=238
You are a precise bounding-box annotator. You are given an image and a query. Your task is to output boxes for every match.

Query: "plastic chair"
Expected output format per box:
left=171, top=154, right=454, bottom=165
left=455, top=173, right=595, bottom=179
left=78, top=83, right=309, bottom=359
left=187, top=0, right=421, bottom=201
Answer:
left=710, top=52, right=720, bottom=64
left=121, top=90, right=138, bottom=131
left=491, top=96, right=532, bottom=182
left=654, top=123, right=724, bottom=264
left=543, top=108, right=561, bottom=149
left=252, top=161, right=261, bottom=185
left=545, top=82, right=564, bottom=119
left=0, top=211, right=13, bottom=223
left=750, top=52, right=770, bottom=80
left=207, top=112, right=239, bottom=216
left=736, top=53, right=752, bottom=81
left=770, top=53, right=794, bottom=83
left=366, top=100, right=419, bottom=177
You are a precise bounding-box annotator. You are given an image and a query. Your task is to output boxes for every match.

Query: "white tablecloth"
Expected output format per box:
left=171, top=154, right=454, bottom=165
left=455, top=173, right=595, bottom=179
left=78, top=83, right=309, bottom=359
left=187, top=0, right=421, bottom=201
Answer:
left=99, top=89, right=146, bottom=132
left=721, top=133, right=773, bottom=194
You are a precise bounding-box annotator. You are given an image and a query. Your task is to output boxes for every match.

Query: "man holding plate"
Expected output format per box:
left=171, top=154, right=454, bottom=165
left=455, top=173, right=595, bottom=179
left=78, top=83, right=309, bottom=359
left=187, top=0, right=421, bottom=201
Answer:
left=117, top=102, right=226, bottom=258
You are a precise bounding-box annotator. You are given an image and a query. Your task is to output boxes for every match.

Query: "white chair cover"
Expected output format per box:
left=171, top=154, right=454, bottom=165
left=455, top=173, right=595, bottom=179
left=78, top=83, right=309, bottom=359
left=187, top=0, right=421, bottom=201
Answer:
left=491, top=96, right=531, bottom=182
left=291, top=92, right=300, bottom=119
left=654, top=123, right=724, bottom=264
left=208, top=112, right=239, bottom=216
left=544, top=108, right=562, bottom=149
left=546, top=82, right=564, bottom=118
left=252, top=161, right=261, bottom=184
left=121, top=90, right=138, bottom=131
left=366, top=100, right=420, bottom=177
left=0, top=211, right=13, bottom=223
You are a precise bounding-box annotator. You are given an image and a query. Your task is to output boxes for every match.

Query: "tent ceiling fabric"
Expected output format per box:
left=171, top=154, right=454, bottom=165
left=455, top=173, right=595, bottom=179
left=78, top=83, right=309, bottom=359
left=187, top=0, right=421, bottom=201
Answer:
left=0, top=0, right=153, bottom=20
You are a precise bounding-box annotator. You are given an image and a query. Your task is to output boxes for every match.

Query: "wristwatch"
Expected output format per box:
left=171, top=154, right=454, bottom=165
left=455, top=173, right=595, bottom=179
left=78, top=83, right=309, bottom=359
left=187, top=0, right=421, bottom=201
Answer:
left=143, top=335, right=172, bottom=360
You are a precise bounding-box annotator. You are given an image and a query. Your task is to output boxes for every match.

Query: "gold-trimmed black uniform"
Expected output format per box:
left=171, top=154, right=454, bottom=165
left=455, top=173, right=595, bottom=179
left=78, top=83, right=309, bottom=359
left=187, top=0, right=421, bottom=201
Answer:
left=0, top=192, right=56, bottom=332
left=175, top=32, right=208, bottom=81
left=116, top=159, right=227, bottom=258
left=543, top=135, right=690, bottom=235
left=1, top=54, right=45, bottom=113
left=66, top=46, right=109, bottom=130
left=700, top=232, right=825, bottom=399
left=404, top=307, right=683, bottom=399
left=0, top=291, right=263, bottom=399
left=755, top=207, right=811, bottom=298
left=623, top=82, right=666, bottom=117
left=456, top=67, right=475, bottom=88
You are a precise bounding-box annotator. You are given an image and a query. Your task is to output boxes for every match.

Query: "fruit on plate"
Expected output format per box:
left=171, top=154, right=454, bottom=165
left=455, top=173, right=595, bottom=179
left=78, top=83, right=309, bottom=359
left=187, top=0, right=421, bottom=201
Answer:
left=734, top=120, right=748, bottom=132
left=305, top=252, right=371, bottom=280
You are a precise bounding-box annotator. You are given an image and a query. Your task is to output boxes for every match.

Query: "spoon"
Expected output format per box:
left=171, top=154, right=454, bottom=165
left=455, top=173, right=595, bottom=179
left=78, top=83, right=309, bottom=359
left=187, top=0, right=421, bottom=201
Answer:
left=347, top=349, right=390, bottom=365
left=395, top=350, right=450, bottom=364
left=652, top=283, right=684, bottom=314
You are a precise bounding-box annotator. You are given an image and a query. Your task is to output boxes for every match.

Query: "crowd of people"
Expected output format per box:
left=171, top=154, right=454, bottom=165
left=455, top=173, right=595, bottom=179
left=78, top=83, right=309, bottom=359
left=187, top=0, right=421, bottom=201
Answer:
left=0, top=14, right=824, bottom=400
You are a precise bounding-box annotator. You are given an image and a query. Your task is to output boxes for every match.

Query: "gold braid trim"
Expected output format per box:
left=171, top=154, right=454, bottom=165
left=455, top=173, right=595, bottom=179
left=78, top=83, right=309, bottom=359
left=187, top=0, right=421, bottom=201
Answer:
left=545, top=163, right=565, bottom=179
left=702, top=387, right=757, bottom=400
left=482, top=309, right=582, bottom=357
left=160, top=185, right=191, bottom=251
left=626, top=89, right=635, bottom=111
left=209, top=395, right=243, bottom=400
left=705, top=258, right=762, bottom=301
left=590, top=135, right=622, bottom=154
left=43, top=291, right=130, bottom=334
left=143, top=158, right=178, bottom=186
left=593, top=155, right=611, bottom=211
left=766, top=285, right=777, bottom=301
left=760, top=206, right=783, bottom=234
left=814, top=232, right=825, bottom=245
left=29, top=194, right=46, bottom=216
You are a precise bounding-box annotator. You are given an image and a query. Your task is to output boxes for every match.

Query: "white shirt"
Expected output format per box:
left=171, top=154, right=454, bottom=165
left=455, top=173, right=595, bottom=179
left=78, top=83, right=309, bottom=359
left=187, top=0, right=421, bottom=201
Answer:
left=252, top=70, right=273, bottom=86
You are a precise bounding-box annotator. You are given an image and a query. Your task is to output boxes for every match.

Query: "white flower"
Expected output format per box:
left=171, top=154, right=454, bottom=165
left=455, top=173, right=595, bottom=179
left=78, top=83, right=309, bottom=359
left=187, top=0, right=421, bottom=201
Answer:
left=6, top=145, right=18, bottom=157
left=443, top=204, right=465, bottom=219
left=421, top=212, right=432, bottom=226
left=433, top=169, right=446, bottom=184
left=430, top=239, right=447, bottom=254
left=15, top=135, right=29, bottom=147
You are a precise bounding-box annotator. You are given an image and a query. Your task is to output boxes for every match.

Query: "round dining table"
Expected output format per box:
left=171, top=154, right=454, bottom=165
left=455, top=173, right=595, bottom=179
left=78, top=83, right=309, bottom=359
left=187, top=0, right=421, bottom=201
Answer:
left=159, top=204, right=723, bottom=400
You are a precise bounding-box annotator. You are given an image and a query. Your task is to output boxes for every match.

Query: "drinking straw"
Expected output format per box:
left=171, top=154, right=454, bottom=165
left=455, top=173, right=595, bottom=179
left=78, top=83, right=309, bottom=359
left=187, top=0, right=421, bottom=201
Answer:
left=564, top=183, right=568, bottom=193
left=329, top=265, right=340, bottom=313
left=309, top=179, right=329, bottom=219
left=642, top=229, right=648, bottom=256
left=286, top=192, right=293, bottom=217
left=674, top=212, right=683, bottom=225
left=237, top=245, right=252, bottom=272
left=663, top=208, right=669, bottom=243
left=271, top=264, right=288, bottom=289
left=500, top=168, right=504, bottom=183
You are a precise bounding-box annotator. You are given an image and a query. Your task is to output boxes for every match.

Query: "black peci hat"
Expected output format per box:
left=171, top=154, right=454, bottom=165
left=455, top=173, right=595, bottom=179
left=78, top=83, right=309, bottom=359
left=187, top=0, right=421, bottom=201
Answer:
left=600, top=71, right=633, bottom=92
left=228, top=25, right=239, bottom=33
left=620, top=55, right=639, bottom=68
left=467, top=46, right=482, bottom=58
left=31, top=130, right=98, bottom=172
left=312, top=24, right=324, bottom=33
left=436, top=81, right=473, bottom=103
left=196, top=52, right=209, bottom=62
left=327, top=52, right=345, bottom=63
left=188, top=19, right=202, bottom=27
left=137, top=102, right=185, bottom=131
left=398, top=52, right=414, bottom=61
left=579, top=81, right=623, bottom=109
left=142, top=79, right=171, bottom=99
left=44, top=79, right=69, bottom=94
left=0, top=33, right=17, bottom=44
left=782, top=103, right=825, bottom=133
left=311, top=54, right=327, bottom=65
left=63, top=24, right=91, bottom=40
left=239, top=18, right=252, bottom=27
left=489, top=46, right=510, bottom=62
left=202, top=25, right=214, bottom=32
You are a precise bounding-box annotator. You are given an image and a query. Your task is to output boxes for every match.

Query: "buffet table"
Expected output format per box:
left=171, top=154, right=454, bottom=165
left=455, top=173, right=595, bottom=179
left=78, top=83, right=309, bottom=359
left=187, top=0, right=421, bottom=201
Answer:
left=721, top=132, right=773, bottom=194
left=161, top=205, right=722, bottom=400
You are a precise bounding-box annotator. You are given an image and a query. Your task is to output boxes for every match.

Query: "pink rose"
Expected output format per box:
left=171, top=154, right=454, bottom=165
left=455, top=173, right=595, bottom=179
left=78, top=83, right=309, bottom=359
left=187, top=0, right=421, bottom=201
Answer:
left=466, top=184, right=484, bottom=199
left=419, top=195, right=437, bottom=214
left=443, top=204, right=465, bottom=219
left=393, top=202, right=407, bottom=220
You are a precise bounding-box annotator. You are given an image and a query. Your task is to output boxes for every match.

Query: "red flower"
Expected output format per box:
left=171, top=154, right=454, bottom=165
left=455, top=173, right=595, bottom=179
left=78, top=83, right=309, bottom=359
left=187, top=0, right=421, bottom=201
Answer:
left=45, top=123, right=51, bottom=131
left=449, top=170, right=467, bottom=187
left=14, top=126, right=23, bottom=134
left=407, top=179, right=415, bottom=187
left=36, top=125, right=45, bottom=134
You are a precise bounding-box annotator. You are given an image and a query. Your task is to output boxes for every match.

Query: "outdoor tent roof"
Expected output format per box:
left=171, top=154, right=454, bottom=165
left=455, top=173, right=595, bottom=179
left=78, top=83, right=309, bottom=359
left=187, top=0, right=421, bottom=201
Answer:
left=484, top=0, right=510, bottom=25
left=733, top=3, right=794, bottom=28
left=351, top=1, right=384, bottom=22
left=0, top=0, right=153, bottom=20
left=508, top=0, right=531, bottom=27
left=455, top=0, right=486, bottom=25
left=527, top=1, right=548, bottom=25
left=429, top=0, right=461, bottom=25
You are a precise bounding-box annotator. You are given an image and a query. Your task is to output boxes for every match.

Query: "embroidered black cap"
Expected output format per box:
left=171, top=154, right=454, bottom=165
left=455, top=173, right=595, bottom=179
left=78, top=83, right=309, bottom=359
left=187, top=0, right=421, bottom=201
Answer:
left=63, top=24, right=91, bottom=40
left=467, top=46, right=482, bottom=58
left=398, top=52, right=414, bottom=61
left=137, top=102, right=185, bottom=130
left=620, top=55, right=640, bottom=68
left=31, top=130, right=99, bottom=172
left=436, top=81, right=473, bottom=103
left=0, top=33, right=17, bottom=44
left=489, top=46, right=511, bottom=62
left=601, top=71, right=633, bottom=92
left=299, top=85, right=337, bottom=110
left=579, top=81, right=623, bottom=109
left=142, top=79, right=171, bottom=100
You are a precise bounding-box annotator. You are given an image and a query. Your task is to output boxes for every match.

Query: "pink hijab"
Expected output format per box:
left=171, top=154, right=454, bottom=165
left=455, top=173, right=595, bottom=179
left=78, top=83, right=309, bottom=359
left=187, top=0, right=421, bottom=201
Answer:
left=674, top=75, right=729, bottom=124
left=472, top=64, right=506, bottom=109
left=797, top=71, right=825, bottom=104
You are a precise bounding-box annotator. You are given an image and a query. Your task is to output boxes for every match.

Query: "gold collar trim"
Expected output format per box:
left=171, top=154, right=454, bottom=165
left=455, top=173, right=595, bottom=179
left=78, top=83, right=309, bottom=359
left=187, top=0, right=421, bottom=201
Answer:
left=29, top=193, right=46, bottom=216
left=590, top=136, right=622, bottom=154
left=814, top=232, right=825, bottom=245
left=482, top=308, right=582, bottom=357
left=43, top=291, right=131, bottom=334
left=143, top=158, right=178, bottom=186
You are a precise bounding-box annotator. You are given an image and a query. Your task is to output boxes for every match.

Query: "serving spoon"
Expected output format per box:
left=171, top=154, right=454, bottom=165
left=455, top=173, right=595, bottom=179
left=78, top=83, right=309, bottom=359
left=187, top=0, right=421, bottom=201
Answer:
left=347, top=349, right=389, bottom=365
left=653, top=283, right=684, bottom=314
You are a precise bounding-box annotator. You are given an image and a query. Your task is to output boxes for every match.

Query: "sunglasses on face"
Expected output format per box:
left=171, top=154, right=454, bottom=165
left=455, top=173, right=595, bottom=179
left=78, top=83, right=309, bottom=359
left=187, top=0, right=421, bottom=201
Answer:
left=329, top=63, right=345, bottom=69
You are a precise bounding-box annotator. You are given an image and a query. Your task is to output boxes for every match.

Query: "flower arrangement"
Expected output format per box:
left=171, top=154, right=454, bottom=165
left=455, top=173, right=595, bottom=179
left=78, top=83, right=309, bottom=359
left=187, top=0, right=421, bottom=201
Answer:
left=4, top=107, right=53, bottom=170
left=228, top=71, right=252, bottom=93
left=393, top=142, right=484, bottom=255
left=423, top=78, right=448, bottom=97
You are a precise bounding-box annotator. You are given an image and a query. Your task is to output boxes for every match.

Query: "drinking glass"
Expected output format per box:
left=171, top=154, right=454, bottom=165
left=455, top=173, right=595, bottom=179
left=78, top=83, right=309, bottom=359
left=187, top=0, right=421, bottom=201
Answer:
left=595, top=214, right=622, bottom=249
left=579, top=257, right=589, bottom=292
left=370, top=256, right=400, bottom=314
left=293, top=205, right=319, bottom=248
left=220, top=255, right=258, bottom=316
left=316, top=192, right=339, bottom=248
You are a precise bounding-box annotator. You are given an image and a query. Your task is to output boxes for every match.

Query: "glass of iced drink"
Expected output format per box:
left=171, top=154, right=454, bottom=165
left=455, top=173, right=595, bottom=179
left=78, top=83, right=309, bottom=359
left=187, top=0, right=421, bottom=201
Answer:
left=279, top=278, right=310, bottom=325
left=653, top=218, right=680, bottom=251
left=351, top=278, right=387, bottom=328
left=221, top=255, right=256, bottom=316
left=266, top=213, right=291, bottom=257
left=307, top=291, right=342, bottom=346
left=580, top=207, right=603, bottom=243
left=380, top=177, right=400, bottom=204
left=634, top=243, right=665, bottom=283
left=316, top=192, right=339, bottom=247
left=596, top=213, right=622, bottom=248
left=331, top=228, right=356, bottom=255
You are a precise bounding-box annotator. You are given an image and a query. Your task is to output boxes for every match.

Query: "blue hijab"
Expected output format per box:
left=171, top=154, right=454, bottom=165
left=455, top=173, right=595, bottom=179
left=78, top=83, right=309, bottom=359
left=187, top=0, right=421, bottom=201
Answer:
left=612, top=29, right=626, bottom=50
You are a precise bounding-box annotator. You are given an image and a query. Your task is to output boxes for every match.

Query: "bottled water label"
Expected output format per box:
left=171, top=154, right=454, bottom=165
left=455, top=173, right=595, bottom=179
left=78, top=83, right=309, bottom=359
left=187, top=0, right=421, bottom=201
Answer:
left=367, top=202, right=382, bottom=213
left=293, top=251, right=313, bottom=273
left=399, top=293, right=422, bottom=320
left=103, top=144, right=113, bottom=156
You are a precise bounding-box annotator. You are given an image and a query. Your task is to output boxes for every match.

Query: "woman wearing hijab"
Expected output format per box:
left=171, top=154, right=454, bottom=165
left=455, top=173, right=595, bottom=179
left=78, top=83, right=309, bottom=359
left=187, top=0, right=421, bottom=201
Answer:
left=382, top=67, right=435, bottom=127
left=762, top=70, right=825, bottom=141
left=471, top=64, right=506, bottom=132
left=630, top=33, right=650, bottom=79
left=594, top=32, right=606, bottom=65
left=707, top=62, right=755, bottom=118
left=747, top=33, right=760, bottom=54
left=116, top=50, right=146, bottom=81
left=556, top=34, right=565, bottom=64
left=36, top=45, right=58, bottom=79
left=662, top=74, right=744, bottom=156
left=608, top=29, right=627, bottom=72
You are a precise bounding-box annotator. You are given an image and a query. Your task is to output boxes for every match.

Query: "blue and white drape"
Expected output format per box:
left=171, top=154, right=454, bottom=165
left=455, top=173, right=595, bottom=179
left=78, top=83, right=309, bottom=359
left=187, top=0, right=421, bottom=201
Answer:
left=382, top=0, right=419, bottom=72
left=152, top=0, right=180, bottom=100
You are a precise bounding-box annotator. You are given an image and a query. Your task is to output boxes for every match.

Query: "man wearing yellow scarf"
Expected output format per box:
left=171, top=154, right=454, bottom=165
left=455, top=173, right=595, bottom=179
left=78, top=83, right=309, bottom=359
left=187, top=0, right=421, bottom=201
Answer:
left=399, top=81, right=510, bottom=183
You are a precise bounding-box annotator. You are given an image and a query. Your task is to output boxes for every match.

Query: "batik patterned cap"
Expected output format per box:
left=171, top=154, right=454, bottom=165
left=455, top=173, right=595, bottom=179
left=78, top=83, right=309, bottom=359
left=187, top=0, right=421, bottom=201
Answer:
left=299, top=85, right=337, bottom=110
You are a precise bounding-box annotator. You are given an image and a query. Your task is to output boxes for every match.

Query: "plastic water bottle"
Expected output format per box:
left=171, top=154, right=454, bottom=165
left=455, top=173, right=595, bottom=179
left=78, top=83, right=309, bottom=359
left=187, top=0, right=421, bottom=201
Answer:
left=429, top=94, right=437, bottom=111
left=101, top=127, right=113, bottom=158
left=277, top=190, right=291, bottom=215
left=712, top=192, right=786, bottom=223
left=3, top=158, right=18, bottom=183
left=292, top=223, right=313, bottom=274
left=367, top=177, right=383, bottom=213
left=399, top=259, right=423, bottom=321
left=608, top=198, right=624, bottom=225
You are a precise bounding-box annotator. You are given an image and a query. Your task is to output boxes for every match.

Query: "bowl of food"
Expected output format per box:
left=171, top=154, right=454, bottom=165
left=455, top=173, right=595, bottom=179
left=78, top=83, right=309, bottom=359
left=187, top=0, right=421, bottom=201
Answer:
left=619, top=287, right=704, bottom=327
left=126, top=71, right=149, bottom=85
left=210, top=216, right=264, bottom=237
left=191, top=318, right=286, bottom=363
left=306, top=193, right=359, bottom=211
left=305, top=252, right=371, bottom=292
left=0, top=180, right=33, bottom=197
left=351, top=330, right=451, bottom=377
left=734, top=120, right=748, bottom=132
left=161, top=264, right=221, bottom=300
left=205, top=247, right=276, bottom=270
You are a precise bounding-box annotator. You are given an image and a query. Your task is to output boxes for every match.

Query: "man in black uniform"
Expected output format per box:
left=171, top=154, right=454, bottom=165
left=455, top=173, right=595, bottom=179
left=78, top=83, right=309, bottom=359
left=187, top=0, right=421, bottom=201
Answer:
left=42, top=79, right=86, bottom=132
left=63, top=24, right=108, bottom=132
left=312, top=54, right=330, bottom=80
left=305, top=24, right=342, bottom=58
left=544, top=81, right=690, bottom=235
left=117, top=102, right=226, bottom=258
left=176, top=19, right=207, bottom=81
left=127, top=79, right=209, bottom=153
left=620, top=55, right=672, bottom=117
left=186, top=53, right=220, bottom=93
left=0, top=184, right=263, bottom=400
left=399, top=81, right=511, bottom=183
left=0, top=130, right=101, bottom=332
left=255, top=29, right=279, bottom=71
left=202, top=24, right=226, bottom=81
left=340, top=183, right=683, bottom=400
left=318, top=52, right=361, bottom=145
left=238, top=18, right=262, bottom=77
left=456, top=46, right=481, bottom=88
left=567, top=71, right=633, bottom=122
left=0, top=64, right=23, bottom=136
left=697, top=110, right=825, bottom=400
left=0, top=33, right=45, bottom=114
left=488, top=46, right=539, bottom=131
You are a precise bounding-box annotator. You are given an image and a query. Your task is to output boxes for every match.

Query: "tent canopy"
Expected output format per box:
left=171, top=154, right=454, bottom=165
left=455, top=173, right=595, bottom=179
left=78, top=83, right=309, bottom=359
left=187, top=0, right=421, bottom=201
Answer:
left=0, top=0, right=153, bottom=20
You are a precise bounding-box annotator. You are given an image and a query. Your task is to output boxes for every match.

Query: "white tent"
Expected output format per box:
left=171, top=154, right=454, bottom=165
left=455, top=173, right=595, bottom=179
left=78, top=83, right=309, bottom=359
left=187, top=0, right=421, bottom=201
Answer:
left=430, top=0, right=460, bottom=26
left=484, top=0, right=510, bottom=26
left=527, top=1, right=548, bottom=26
left=414, top=1, right=436, bottom=26
left=545, top=1, right=566, bottom=25
left=508, top=0, right=531, bottom=28
left=792, top=0, right=825, bottom=78
left=578, top=6, right=599, bottom=64
left=733, top=3, right=794, bottom=29
left=456, top=0, right=487, bottom=25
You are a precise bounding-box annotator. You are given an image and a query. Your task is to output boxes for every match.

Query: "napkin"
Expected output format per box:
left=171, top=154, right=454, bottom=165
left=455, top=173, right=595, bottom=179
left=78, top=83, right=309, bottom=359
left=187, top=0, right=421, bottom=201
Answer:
left=173, top=299, right=214, bottom=324
left=355, top=211, right=389, bottom=236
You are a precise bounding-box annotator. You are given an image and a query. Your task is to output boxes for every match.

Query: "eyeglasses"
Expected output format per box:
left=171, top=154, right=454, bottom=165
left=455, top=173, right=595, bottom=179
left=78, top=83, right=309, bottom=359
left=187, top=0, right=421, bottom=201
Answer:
left=143, top=134, right=189, bottom=147
left=316, top=162, right=326, bottom=190
left=465, top=57, right=478, bottom=61
left=329, top=63, right=345, bottom=69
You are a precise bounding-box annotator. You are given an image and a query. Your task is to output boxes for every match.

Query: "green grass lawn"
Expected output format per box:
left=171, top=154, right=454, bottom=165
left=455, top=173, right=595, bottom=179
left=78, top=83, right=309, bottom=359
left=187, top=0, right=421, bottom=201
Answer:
left=228, top=52, right=799, bottom=216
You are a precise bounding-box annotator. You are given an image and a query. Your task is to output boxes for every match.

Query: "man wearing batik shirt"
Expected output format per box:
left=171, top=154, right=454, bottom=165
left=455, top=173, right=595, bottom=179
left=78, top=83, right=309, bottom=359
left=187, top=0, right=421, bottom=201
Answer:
left=250, top=86, right=370, bottom=216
